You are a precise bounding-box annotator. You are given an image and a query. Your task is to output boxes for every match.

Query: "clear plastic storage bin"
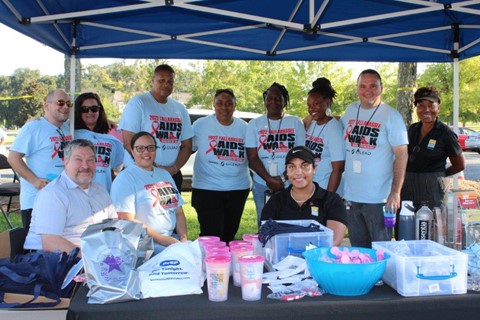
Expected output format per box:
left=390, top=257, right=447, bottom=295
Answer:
left=372, top=240, right=468, bottom=297
left=263, top=220, right=333, bottom=270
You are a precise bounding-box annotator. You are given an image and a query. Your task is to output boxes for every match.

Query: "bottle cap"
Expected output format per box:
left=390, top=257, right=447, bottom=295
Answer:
left=400, top=201, right=415, bottom=216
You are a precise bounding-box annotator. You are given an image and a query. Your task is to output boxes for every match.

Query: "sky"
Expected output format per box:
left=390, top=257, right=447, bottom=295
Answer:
left=0, top=24, right=122, bottom=76
left=0, top=23, right=426, bottom=77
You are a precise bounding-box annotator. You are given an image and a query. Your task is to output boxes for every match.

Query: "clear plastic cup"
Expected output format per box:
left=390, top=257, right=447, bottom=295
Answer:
left=198, top=236, right=222, bottom=273
left=383, top=206, right=396, bottom=228
left=205, top=246, right=230, bottom=258
left=242, top=234, right=262, bottom=256
left=230, top=245, right=254, bottom=287
left=204, top=241, right=227, bottom=251
left=229, top=240, right=252, bottom=248
left=205, top=256, right=231, bottom=302
left=238, top=255, right=265, bottom=301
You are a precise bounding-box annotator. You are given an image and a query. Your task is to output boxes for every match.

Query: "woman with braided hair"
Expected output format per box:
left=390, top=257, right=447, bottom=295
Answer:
left=246, top=82, right=305, bottom=226
left=304, top=77, right=345, bottom=194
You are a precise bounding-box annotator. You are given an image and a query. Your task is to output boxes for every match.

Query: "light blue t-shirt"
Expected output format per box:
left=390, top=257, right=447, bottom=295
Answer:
left=74, top=129, right=124, bottom=192
left=192, top=114, right=251, bottom=191
left=340, top=102, right=408, bottom=203
left=245, top=115, right=305, bottom=186
left=305, top=117, right=345, bottom=190
left=118, top=93, right=194, bottom=166
left=10, top=117, right=72, bottom=209
left=111, top=165, right=184, bottom=236
left=24, top=171, right=117, bottom=250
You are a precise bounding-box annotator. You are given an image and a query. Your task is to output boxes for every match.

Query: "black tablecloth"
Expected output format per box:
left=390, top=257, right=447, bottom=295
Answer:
left=67, top=283, right=480, bottom=320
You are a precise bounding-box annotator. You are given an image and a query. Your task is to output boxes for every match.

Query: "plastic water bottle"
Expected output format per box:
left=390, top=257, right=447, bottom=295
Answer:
left=398, top=200, right=415, bottom=240
left=415, top=203, right=434, bottom=240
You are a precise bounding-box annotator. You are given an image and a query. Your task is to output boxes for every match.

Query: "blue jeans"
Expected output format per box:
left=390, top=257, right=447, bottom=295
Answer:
left=152, top=234, right=180, bottom=256
left=346, top=201, right=391, bottom=248
left=252, top=180, right=268, bottom=227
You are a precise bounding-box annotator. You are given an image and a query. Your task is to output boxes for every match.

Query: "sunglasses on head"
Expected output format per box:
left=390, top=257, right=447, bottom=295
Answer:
left=81, top=105, right=100, bottom=113
left=51, top=100, right=73, bottom=108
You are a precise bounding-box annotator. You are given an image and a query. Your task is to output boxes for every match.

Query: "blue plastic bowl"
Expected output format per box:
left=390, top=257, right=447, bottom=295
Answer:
left=303, top=246, right=389, bottom=296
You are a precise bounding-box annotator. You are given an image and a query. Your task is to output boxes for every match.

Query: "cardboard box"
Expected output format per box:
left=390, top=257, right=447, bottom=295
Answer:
left=372, top=240, right=468, bottom=297
left=263, top=220, right=333, bottom=270
left=0, top=227, right=27, bottom=259
left=0, top=228, right=73, bottom=310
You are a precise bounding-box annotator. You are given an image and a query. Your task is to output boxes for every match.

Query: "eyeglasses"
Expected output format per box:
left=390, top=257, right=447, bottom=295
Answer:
left=50, top=100, right=73, bottom=108
left=134, top=145, right=157, bottom=153
left=81, top=105, right=100, bottom=113
left=408, top=145, right=421, bottom=162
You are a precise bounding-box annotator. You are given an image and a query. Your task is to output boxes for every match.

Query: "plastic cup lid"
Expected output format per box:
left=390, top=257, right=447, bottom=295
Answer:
left=229, top=240, right=253, bottom=248
left=238, top=255, right=265, bottom=263
left=205, top=255, right=231, bottom=264
left=205, top=250, right=231, bottom=258
left=198, top=236, right=221, bottom=244
left=230, top=245, right=253, bottom=253
left=242, top=234, right=259, bottom=241
left=205, top=246, right=230, bottom=254
left=204, top=241, right=226, bottom=249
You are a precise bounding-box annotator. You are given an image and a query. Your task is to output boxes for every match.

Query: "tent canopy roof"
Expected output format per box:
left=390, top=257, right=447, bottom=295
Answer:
left=1, top=0, right=480, bottom=62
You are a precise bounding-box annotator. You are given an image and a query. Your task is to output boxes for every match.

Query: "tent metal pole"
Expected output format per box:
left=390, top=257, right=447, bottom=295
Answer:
left=453, top=58, right=460, bottom=190
left=69, top=54, right=75, bottom=137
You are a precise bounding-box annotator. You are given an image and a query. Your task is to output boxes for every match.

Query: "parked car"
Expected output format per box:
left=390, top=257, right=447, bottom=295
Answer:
left=466, top=130, right=480, bottom=153
left=181, top=109, right=262, bottom=191
left=449, top=126, right=479, bottom=151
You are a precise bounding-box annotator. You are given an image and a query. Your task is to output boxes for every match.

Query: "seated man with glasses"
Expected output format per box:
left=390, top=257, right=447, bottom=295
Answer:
left=23, top=139, right=117, bottom=255
left=111, top=131, right=188, bottom=255
left=8, top=89, right=73, bottom=230
left=260, top=146, right=347, bottom=246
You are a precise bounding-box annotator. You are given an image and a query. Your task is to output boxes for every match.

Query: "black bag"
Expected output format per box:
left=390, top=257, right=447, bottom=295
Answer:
left=0, top=248, right=80, bottom=308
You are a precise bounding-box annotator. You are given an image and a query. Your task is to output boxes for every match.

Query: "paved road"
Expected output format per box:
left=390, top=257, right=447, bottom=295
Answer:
left=464, top=151, right=480, bottom=181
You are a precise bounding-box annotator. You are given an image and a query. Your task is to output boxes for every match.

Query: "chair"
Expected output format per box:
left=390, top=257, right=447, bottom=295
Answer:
left=0, top=154, right=20, bottom=229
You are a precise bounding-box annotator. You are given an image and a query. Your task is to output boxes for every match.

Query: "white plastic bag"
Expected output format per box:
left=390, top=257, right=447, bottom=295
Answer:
left=138, top=242, right=203, bottom=298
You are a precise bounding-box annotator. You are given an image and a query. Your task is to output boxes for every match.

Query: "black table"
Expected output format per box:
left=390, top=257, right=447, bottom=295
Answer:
left=67, top=282, right=480, bottom=320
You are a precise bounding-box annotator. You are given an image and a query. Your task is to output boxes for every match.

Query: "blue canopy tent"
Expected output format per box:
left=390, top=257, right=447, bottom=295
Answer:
left=1, top=0, right=479, bottom=62
left=1, top=0, right=478, bottom=235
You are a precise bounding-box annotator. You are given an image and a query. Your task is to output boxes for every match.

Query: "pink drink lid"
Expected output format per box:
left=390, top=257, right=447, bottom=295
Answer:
left=238, top=255, right=265, bottom=264
left=230, top=245, right=253, bottom=253
left=204, top=241, right=226, bottom=248
left=205, top=246, right=230, bottom=254
left=242, top=234, right=259, bottom=241
left=205, top=255, right=231, bottom=264
left=229, top=240, right=253, bottom=248
left=198, top=236, right=221, bottom=244
left=205, top=250, right=231, bottom=258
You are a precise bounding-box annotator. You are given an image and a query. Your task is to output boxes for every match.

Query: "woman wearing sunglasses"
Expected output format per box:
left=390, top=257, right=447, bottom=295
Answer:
left=111, top=131, right=188, bottom=253
left=74, top=92, right=124, bottom=192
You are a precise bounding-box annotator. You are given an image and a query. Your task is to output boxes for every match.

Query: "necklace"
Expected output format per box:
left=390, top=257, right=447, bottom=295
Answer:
left=266, top=115, right=284, bottom=159
left=290, top=185, right=316, bottom=204
left=310, top=117, right=331, bottom=138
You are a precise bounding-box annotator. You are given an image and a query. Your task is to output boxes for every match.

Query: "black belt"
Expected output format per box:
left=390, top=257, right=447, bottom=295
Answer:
left=23, top=249, right=39, bottom=254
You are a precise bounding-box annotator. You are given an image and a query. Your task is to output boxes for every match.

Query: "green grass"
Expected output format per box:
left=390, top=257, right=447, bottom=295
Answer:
left=0, top=192, right=260, bottom=240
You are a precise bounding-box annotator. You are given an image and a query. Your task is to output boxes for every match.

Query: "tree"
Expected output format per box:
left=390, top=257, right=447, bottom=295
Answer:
left=397, top=63, right=417, bottom=127
left=0, top=68, right=59, bottom=127
left=418, top=57, right=480, bottom=125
